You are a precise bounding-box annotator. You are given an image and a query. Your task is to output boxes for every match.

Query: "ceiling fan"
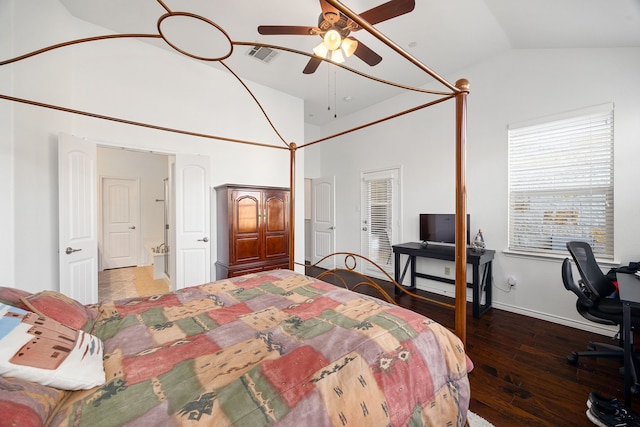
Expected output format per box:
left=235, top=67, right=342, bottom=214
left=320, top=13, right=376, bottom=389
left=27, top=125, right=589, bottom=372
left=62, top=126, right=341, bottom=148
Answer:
left=257, top=0, right=415, bottom=74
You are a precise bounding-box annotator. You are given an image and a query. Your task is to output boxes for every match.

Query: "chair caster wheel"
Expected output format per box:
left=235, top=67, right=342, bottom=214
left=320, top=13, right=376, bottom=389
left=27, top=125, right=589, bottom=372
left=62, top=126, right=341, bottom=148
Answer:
left=567, top=352, right=579, bottom=364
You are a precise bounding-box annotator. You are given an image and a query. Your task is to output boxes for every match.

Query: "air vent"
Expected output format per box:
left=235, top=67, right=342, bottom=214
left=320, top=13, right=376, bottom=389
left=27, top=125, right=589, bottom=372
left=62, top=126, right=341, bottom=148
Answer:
left=246, top=46, right=279, bottom=63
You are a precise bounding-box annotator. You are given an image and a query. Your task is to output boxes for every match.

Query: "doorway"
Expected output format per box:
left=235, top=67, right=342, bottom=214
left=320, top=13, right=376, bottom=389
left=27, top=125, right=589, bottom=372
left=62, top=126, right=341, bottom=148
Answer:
left=97, top=147, right=170, bottom=278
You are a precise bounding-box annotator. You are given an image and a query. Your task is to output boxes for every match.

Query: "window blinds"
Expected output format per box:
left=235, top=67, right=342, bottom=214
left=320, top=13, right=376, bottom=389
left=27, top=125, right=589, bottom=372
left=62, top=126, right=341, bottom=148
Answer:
left=508, top=106, right=614, bottom=259
left=364, top=177, right=393, bottom=268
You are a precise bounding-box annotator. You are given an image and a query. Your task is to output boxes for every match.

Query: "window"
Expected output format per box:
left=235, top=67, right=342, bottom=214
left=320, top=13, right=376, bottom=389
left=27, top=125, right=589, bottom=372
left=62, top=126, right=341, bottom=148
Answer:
left=508, top=104, right=614, bottom=259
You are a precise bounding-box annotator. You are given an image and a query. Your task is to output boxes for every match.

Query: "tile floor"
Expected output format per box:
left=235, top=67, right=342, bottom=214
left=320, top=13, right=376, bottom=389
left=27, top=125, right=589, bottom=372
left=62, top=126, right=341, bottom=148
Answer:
left=98, top=265, right=170, bottom=301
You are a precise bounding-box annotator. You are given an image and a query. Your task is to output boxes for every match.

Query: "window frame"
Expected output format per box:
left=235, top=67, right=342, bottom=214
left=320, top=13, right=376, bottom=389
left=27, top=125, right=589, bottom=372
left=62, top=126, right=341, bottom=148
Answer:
left=507, top=104, right=614, bottom=260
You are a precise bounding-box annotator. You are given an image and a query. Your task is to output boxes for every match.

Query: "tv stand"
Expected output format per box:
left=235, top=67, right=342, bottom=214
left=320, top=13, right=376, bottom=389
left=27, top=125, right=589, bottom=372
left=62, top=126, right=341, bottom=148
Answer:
left=392, top=242, right=494, bottom=318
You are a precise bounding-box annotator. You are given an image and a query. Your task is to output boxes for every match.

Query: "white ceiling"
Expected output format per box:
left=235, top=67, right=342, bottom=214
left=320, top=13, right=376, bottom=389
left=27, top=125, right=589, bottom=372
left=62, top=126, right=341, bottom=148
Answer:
left=58, top=0, right=640, bottom=126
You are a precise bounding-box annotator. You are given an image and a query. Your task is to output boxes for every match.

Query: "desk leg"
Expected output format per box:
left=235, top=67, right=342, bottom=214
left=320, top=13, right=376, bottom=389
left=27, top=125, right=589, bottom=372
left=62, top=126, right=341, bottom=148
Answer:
left=394, top=252, right=401, bottom=297
left=472, top=264, right=480, bottom=318
left=394, top=253, right=416, bottom=297
left=624, top=301, right=632, bottom=409
left=472, top=261, right=493, bottom=318
left=410, top=256, right=416, bottom=290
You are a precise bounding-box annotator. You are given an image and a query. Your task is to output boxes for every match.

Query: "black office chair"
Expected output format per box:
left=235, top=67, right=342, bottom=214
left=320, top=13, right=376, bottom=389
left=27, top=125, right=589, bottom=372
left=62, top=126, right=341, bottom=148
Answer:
left=561, top=257, right=625, bottom=363
left=563, top=241, right=640, bottom=390
left=566, top=241, right=617, bottom=300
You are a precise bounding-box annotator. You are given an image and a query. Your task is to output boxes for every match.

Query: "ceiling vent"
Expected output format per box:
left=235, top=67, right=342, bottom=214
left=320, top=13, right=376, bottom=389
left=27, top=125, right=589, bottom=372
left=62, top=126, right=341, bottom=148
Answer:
left=246, top=46, right=279, bottom=63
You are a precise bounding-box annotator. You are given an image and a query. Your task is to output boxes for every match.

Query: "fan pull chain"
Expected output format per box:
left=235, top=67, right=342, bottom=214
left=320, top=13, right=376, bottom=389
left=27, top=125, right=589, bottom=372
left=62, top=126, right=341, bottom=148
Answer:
left=333, top=67, right=337, bottom=118
left=327, top=65, right=331, bottom=112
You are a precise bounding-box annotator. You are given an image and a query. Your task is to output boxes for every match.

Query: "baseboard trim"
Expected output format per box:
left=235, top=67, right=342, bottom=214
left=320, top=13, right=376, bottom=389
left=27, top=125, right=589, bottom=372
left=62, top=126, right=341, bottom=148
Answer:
left=413, top=283, right=617, bottom=337
left=490, top=301, right=617, bottom=337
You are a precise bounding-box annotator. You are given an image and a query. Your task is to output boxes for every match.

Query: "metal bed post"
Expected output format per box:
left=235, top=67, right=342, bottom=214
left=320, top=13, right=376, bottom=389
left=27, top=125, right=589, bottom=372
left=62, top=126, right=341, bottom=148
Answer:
left=455, top=79, right=470, bottom=345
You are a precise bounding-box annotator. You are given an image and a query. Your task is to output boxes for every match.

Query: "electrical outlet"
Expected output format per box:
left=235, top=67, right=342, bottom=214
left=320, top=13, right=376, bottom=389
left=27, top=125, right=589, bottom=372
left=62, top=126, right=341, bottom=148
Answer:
left=444, top=267, right=451, bottom=275
left=508, top=276, right=517, bottom=288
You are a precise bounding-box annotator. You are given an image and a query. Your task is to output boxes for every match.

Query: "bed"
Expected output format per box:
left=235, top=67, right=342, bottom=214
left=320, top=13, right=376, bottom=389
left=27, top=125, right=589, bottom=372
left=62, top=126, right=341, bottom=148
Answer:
left=2, top=0, right=473, bottom=425
left=0, top=262, right=472, bottom=426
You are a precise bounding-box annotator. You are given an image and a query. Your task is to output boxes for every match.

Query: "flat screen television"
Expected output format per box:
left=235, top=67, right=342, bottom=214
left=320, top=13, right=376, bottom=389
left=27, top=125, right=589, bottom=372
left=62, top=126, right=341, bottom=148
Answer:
left=419, top=214, right=470, bottom=245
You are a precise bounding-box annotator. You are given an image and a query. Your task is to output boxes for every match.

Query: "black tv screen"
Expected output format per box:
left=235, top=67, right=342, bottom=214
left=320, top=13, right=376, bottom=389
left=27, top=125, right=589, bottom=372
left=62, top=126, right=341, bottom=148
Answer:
left=419, top=214, right=470, bottom=244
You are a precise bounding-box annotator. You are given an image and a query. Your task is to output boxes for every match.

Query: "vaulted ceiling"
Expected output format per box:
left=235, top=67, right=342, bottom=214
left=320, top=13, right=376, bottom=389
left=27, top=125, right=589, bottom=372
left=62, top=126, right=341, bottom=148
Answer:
left=59, top=0, right=640, bottom=125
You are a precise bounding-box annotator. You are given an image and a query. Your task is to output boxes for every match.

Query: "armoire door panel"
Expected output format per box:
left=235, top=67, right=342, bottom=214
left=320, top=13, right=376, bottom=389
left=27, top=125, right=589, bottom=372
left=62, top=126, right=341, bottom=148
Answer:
left=265, top=197, right=285, bottom=232
left=235, top=238, right=261, bottom=263
left=265, top=236, right=287, bottom=258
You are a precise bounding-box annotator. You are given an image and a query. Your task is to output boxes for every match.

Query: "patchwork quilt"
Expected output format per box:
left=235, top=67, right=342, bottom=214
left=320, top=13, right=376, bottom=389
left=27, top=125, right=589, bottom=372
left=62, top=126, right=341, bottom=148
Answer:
left=48, top=269, right=472, bottom=426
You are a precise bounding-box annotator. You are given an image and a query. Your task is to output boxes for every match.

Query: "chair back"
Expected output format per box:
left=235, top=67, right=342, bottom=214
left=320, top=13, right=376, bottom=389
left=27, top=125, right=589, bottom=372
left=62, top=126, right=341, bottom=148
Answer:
left=566, top=241, right=615, bottom=298
left=561, top=258, right=594, bottom=308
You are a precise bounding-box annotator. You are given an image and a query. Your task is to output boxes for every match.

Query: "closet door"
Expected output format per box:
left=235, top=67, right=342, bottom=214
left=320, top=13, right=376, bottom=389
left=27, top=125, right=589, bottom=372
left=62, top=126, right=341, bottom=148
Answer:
left=263, top=189, right=289, bottom=261
left=232, top=189, right=262, bottom=264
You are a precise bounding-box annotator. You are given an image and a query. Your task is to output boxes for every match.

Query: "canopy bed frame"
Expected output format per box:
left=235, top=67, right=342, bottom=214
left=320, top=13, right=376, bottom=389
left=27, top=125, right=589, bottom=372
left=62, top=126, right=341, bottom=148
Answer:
left=0, top=0, right=469, bottom=342
left=1, top=2, right=475, bottom=425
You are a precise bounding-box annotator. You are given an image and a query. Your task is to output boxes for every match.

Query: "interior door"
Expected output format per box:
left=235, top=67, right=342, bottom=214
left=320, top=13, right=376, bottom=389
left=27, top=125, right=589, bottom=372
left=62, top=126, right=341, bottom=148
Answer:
left=311, top=176, right=335, bottom=269
left=58, top=133, right=98, bottom=305
left=361, top=168, right=400, bottom=278
left=102, top=177, right=139, bottom=269
left=174, top=154, right=210, bottom=289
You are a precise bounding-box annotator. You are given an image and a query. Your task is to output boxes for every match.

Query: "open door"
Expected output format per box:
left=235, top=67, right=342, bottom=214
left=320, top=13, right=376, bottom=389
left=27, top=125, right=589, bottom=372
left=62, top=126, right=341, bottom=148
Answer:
left=58, top=133, right=98, bottom=304
left=311, top=176, right=336, bottom=269
left=174, top=154, right=210, bottom=289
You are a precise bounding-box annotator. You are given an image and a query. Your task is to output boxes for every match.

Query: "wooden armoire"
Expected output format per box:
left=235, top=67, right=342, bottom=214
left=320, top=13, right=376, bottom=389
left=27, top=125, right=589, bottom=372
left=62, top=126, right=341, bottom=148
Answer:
left=215, top=184, right=290, bottom=278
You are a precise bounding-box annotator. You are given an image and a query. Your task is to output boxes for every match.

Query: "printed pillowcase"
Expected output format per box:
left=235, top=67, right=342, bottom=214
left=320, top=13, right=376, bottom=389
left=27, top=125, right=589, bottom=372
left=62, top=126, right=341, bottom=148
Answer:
left=0, top=286, right=30, bottom=310
left=0, top=303, right=105, bottom=391
left=20, top=290, right=97, bottom=333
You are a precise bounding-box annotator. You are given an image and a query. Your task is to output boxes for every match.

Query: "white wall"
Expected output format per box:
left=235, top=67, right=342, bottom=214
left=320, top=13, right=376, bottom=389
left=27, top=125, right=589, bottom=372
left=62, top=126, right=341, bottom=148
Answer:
left=1, top=0, right=305, bottom=293
left=310, top=47, right=640, bottom=335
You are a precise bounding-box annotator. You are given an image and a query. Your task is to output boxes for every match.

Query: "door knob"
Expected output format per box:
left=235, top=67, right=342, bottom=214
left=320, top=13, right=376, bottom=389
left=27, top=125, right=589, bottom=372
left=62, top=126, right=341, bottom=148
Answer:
left=198, top=237, right=209, bottom=242
left=329, top=226, right=336, bottom=230
left=129, top=226, right=136, bottom=229
left=65, top=247, right=82, bottom=255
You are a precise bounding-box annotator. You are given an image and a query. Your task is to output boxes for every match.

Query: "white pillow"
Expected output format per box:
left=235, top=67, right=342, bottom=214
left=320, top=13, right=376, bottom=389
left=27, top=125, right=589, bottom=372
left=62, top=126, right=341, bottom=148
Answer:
left=0, top=303, right=105, bottom=390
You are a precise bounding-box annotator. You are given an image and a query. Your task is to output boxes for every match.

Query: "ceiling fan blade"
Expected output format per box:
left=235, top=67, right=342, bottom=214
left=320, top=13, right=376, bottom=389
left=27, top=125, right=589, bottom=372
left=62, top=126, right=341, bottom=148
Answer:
left=303, top=57, right=323, bottom=74
left=352, top=39, right=382, bottom=66
left=359, top=0, right=416, bottom=26
left=319, top=0, right=341, bottom=24
left=257, top=25, right=318, bottom=36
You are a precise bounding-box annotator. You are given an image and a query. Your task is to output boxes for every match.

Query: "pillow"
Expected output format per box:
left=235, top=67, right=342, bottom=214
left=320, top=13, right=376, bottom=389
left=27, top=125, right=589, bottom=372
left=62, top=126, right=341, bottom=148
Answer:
left=0, top=303, right=105, bottom=391
left=0, top=286, right=31, bottom=310
left=0, top=376, right=68, bottom=427
left=21, top=290, right=97, bottom=333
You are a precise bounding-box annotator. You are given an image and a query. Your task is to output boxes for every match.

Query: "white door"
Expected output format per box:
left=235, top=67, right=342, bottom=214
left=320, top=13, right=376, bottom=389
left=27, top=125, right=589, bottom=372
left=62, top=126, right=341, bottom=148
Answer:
left=311, top=177, right=336, bottom=269
left=174, top=154, right=210, bottom=289
left=102, top=178, right=139, bottom=269
left=58, top=133, right=98, bottom=304
left=361, top=168, right=401, bottom=278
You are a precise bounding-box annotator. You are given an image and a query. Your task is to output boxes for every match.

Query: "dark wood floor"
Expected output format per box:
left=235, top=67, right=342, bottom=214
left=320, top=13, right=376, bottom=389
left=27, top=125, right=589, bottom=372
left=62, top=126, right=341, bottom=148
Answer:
left=306, top=266, right=637, bottom=426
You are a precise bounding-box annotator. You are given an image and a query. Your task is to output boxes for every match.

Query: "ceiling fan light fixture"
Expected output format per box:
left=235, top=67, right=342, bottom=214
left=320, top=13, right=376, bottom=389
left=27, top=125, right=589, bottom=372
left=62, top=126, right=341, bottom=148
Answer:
left=313, top=42, right=329, bottom=58
left=330, top=48, right=345, bottom=63
left=341, top=37, right=358, bottom=57
left=323, top=29, right=342, bottom=51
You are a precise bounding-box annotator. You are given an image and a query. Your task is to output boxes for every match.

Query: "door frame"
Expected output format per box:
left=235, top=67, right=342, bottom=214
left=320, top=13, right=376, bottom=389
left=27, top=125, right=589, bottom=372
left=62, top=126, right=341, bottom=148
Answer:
left=98, top=176, right=141, bottom=271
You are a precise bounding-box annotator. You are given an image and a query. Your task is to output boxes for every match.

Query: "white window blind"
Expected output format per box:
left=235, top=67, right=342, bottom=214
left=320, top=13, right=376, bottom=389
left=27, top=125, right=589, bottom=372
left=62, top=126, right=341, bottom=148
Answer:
left=508, top=105, right=614, bottom=259
left=363, top=174, right=394, bottom=270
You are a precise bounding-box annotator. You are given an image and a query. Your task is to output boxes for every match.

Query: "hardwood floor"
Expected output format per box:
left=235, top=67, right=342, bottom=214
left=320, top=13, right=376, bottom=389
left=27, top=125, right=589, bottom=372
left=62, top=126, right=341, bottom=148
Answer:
left=306, top=266, right=637, bottom=427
